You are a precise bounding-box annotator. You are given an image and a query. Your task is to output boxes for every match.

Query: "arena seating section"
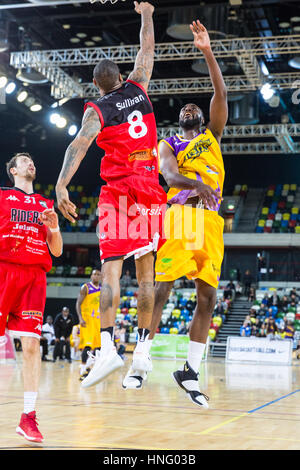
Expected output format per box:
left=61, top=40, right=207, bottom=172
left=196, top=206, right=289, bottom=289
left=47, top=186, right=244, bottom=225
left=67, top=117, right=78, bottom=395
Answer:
left=34, top=183, right=100, bottom=233
left=256, top=184, right=300, bottom=233
left=241, top=287, right=300, bottom=344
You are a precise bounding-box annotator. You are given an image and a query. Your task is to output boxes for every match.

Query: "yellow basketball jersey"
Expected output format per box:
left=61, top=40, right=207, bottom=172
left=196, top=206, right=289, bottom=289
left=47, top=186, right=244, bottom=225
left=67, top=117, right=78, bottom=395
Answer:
left=81, top=282, right=101, bottom=320
left=159, top=128, right=225, bottom=208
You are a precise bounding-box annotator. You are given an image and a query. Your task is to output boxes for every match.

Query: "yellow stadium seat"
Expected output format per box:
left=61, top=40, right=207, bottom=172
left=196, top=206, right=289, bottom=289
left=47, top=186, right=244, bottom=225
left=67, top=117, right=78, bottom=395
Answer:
left=82, top=196, right=88, bottom=203
left=283, top=184, right=290, bottom=191
left=292, top=207, right=299, bottom=214
left=267, top=190, right=274, bottom=197
left=208, top=329, right=216, bottom=341
left=261, top=207, right=269, bottom=215
left=295, top=226, right=300, bottom=234
left=290, top=184, right=297, bottom=191
left=172, top=309, right=181, bottom=318
left=76, top=185, right=83, bottom=192
left=283, top=213, right=290, bottom=220
left=258, top=219, right=265, bottom=227
left=47, top=184, right=54, bottom=190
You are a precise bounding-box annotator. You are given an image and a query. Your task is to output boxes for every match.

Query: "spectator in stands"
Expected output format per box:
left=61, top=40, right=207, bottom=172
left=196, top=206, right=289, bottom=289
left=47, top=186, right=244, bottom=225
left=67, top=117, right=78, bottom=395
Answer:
left=243, top=270, right=253, bottom=297
left=235, top=282, right=243, bottom=297
left=53, top=307, right=74, bottom=363
left=290, top=287, right=298, bottom=299
left=265, top=318, right=278, bottom=339
left=248, top=287, right=255, bottom=303
left=214, top=299, right=226, bottom=323
left=284, top=320, right=295, bottom=341
left=257, top=255, right=267, bottom=282
left=265, top=307, right=276, bottom=319
left=178, top=320, right=187, bottom=335
left=281, top=295, right=289, bottom=313
left=224, top=281, right=235, bottom=299
left=259, top=319, right=268, bottom=338
left=40, top=315, right=55, bottom=362
left=240, top=321, right=251, bottom=337
left=261, top=293, right=269, bottom=306
left=268, top=291, right=280, bottom=307
left=120, top=270, right=133, bottom=288
left=250, top=324, right=259, bottom=337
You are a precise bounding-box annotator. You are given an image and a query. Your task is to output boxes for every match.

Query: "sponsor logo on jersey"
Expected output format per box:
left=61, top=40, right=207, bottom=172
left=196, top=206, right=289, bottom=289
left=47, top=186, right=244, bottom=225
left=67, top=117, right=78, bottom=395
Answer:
left=39, top=200, right=48, bottom=209
left=116, top=94, right=145, bottom=111
left=34, top=324, right=43, bottom=331
left=6, top=195, right=20, bottom=201
left=128, top=148, right=156, bottom=162
left=206, top=165, right=219, bottom=175
left=22, top=310, right=43, bottom=318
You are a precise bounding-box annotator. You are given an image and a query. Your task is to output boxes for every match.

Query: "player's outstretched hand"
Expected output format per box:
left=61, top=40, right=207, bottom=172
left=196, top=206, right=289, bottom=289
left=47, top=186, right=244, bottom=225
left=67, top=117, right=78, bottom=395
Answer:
left=55, top=185, right=78, bottom=223
left=195, top=181, right=222, bottom=211
left=190, top=20, right=211, bottom=52
left=39, top=208, right=59, bottom=229
left=134, top=1, right=154, bottom=15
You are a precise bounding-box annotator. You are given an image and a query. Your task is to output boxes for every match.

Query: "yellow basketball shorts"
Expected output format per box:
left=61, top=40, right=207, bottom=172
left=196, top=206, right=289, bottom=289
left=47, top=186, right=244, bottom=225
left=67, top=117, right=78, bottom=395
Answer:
left=155, top=204, right=224, bottom=288
left=79, top=314, right=101, bottom=350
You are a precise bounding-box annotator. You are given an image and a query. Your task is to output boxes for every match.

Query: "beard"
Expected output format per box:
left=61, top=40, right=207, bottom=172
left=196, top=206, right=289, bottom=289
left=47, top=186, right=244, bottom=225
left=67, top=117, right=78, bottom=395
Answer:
left=25, top=170, right=36, bottom=182
left=179, top=115, right=202, bottom=130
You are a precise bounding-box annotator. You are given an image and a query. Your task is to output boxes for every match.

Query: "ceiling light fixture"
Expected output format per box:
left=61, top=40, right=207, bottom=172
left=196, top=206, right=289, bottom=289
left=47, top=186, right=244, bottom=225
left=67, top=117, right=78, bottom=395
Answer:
left=30, top=103, right=42, bottom=112
left=68, top=124, right=78, bottom=136
left=17, top=90, right=28, bottom=102
left=5, top=82, right=16, bottom=94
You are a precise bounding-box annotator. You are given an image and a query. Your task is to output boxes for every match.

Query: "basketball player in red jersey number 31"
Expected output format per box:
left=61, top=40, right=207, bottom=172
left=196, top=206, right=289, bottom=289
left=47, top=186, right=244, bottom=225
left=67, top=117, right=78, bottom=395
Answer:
left=0, top=153, right=63, bottom=443
left=56, top=2, right=167, bottom=390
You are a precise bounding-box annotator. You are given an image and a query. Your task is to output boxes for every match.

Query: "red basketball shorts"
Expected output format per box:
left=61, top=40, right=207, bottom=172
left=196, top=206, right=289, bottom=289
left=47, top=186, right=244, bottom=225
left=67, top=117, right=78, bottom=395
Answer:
left=0, top=262, right=47, bottom=339
left=98, top=176, right=167, bottom=262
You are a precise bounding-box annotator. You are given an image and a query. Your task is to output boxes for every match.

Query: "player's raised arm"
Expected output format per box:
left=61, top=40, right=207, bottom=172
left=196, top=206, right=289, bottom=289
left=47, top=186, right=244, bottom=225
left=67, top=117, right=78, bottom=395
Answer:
left=55, top=106, right=101, bottom=222
left=190, top=20, right=228, bottom=142
left=127, top=1, right=155, bottom=92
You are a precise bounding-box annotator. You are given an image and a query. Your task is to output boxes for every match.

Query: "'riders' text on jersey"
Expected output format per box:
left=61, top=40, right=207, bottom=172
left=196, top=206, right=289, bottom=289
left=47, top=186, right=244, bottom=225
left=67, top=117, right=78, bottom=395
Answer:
left=0, top=187, right=53, bottom=272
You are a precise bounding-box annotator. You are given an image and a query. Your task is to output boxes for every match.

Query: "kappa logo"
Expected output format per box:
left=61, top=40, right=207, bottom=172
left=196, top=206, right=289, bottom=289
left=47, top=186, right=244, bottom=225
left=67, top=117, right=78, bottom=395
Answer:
left=6, top=195, right=20, bottom=201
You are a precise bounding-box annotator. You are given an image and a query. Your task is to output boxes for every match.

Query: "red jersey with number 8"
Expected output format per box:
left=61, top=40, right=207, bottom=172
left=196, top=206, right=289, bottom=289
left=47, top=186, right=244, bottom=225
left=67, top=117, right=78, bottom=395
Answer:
left=84, top=80, right=159, bottom=183
left=0, top=187, right=53, bottom=272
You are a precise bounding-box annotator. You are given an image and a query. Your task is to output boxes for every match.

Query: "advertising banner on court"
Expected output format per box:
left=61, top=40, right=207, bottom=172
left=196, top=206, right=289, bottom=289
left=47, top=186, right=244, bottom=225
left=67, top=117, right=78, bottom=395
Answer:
left=151, top=334, right=208, bottom=360
left=226, top=336, right=292, bottom=365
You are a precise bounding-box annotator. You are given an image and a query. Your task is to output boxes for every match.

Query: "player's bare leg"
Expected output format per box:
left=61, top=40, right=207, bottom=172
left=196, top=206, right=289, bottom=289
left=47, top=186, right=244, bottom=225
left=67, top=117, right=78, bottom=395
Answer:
left=173, top=279, right=216, bottom=408
left=123, top=252, right=155, bottom=389
left=81, top=259, right=124, bottom=388
left=16, top=336, right=44, bottom=443
left=149, top=280, right=174, bottom=341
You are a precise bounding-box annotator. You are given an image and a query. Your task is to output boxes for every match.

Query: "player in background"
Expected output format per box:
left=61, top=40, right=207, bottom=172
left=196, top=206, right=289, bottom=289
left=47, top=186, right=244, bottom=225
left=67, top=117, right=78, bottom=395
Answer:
left=76, top=268, right=102, bottom=381
left=0, top=153, right=63, bottom=442
left=55, top=1, right=167, bottom=390
left=147, top=21, right=228, bottom=408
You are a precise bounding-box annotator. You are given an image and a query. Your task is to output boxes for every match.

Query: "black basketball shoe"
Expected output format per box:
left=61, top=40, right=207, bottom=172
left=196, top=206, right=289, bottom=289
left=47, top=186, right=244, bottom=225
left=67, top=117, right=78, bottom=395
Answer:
left=173, top=361, right=209, bottom=408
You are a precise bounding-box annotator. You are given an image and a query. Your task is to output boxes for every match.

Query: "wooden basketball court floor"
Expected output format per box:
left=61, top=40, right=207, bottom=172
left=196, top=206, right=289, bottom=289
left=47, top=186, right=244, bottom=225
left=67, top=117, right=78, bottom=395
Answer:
left=1, top=352, right=300, bottom=450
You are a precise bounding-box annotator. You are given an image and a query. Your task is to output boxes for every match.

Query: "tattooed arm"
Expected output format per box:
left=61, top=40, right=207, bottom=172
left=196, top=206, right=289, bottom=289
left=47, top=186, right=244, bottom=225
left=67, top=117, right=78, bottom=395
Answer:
left=55, top=106, right=101, bottom=222
left=127, top=1, right=155, bottom=92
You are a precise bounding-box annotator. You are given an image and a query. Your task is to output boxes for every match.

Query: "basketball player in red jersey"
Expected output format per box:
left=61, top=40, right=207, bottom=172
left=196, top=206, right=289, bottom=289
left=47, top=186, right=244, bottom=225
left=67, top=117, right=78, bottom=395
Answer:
left=55, top=1, right=167, bottom=390
left=0, top=153, right=63, bottom=442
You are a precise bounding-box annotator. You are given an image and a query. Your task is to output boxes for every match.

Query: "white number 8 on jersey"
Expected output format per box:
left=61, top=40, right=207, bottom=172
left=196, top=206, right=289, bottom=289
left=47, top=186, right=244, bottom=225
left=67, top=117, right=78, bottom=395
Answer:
left=127, top=110, right=148, bottom=139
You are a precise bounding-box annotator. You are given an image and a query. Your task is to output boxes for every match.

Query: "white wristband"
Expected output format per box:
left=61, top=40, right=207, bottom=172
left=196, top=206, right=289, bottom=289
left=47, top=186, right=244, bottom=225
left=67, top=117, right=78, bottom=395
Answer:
left=50, top=226, right=60, bottom=233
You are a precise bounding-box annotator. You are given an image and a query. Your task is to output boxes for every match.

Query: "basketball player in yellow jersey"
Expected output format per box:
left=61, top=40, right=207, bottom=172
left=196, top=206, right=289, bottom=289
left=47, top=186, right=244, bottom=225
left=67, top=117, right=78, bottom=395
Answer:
left=148, top=20, right=228, bottom=407
left=76, top=269, right=102, bottom=380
